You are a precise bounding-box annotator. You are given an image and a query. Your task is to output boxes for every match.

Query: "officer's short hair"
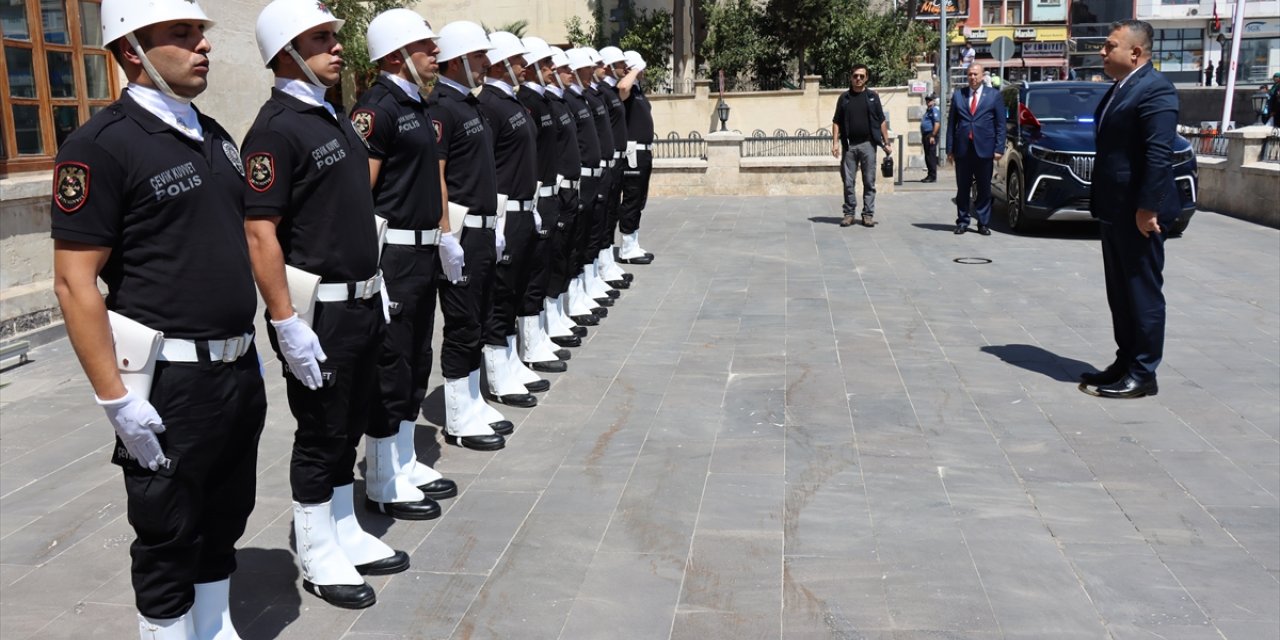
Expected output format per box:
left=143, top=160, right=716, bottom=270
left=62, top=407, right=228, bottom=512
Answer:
left=438, top=58, right=453, bottom=75
left=1111, top=19, right=1154, bottom=53
left=107, top=27, right=154, bottom=66
left=850, top=63, right=869, bottom=77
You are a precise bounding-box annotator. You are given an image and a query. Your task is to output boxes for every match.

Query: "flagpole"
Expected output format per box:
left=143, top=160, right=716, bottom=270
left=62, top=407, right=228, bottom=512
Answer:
left=1219, top=0, right=1248, bottom=131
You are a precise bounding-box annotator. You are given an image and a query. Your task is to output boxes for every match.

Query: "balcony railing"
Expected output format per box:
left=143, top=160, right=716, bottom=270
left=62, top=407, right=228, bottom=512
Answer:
left=652, top=131, right=706, bottom=160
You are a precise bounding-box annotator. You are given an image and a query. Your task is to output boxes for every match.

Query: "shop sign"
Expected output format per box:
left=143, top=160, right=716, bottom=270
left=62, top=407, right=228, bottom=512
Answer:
left=1022, top=41, right=1065, bottom=56
left=1015, top=27, right=1037, bottom=39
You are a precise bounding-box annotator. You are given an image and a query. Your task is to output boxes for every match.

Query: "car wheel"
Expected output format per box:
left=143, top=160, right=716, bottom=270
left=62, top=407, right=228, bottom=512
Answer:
left=1006, top=170, right=1031, bottom=232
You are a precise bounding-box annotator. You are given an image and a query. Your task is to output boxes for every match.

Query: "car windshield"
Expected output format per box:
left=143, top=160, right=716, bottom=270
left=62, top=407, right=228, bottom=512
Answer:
left=1024, top=86, right=1109, bottom=124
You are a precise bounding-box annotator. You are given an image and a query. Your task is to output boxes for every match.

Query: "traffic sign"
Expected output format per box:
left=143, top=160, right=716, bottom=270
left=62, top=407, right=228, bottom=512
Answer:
left=990, top=36, right=1015, bottom=62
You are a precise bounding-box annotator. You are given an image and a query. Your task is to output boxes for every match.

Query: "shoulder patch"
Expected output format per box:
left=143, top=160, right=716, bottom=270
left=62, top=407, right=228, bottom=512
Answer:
left=246, top=153, right=275, bottom=192
left=352, top=109, right=375, bottom=140
left=53, top=162, right=90, bottom=213
left=432, top=119, right=443, bottom=143
left=222, top=140, right=245, bottom=177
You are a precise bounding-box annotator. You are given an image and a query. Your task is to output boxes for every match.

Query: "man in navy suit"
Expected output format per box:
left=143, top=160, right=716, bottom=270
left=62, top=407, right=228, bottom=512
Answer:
left=947, top=63, right=1006, bottom=235
left=1080, top=19, right=1179, bottom=399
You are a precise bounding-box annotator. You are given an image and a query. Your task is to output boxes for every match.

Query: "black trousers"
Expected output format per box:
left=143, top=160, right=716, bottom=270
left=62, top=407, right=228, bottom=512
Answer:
left=618, top=150, right=652, bottom=235
left=922, top=134, right=938, bottom=179
left=123, top=347, right=267, bottom=619
left=584, top=169, right=612, bottom=263
left=523, top=194, right=559, bottom=315
left=485, top=210, right=538, bottom=346
left=601, top=159, right=625, bottom=247
left=550, top=187, right=580, bottom=297
left=573, top=176, right=600, bottom=271
left=1100, top=219, right=1166, bottom=382
left=438, top=226, right=497, bottom=380
left=954, top=149, right=993, bottom=226
left=369, top=243, right=439, bottom=438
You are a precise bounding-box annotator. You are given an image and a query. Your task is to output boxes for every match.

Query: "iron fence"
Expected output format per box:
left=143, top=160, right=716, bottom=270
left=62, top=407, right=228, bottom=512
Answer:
left=741, top=128, right=834, bottom=157
left=1185, top=131, right=1229, bottom=157
left=652, top=131, right=706, bottom=160
left=652, top=79, right=698, bottom=95
left=1261, top=130, right=1280, bottom=163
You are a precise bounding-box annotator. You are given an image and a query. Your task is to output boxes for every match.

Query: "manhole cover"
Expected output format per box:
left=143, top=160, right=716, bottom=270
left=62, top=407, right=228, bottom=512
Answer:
left=954, top=257, right=992, bottom=265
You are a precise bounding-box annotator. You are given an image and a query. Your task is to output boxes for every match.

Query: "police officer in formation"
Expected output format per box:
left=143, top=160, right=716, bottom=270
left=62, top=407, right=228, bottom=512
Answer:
left=617, top=50, right=659, bottom=265
left=243, top=0, right=408, bottom=610
left=54, top=3, right=658, bottom=633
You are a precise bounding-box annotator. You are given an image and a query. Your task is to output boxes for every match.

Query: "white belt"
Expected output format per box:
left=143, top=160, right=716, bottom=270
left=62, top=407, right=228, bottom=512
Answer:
left=559, top=178, right=580, bottom=190
left=316, top=272, right=383, bottom=302
left=613, top=150, right=625, bottom=159
left=604, top=159, right=617, bottom=168
left=159, top=332, right=254, bottom=363
left=463, top=214, right=498, bottom=229
left=505, top=198, right=536, bottom=212
left=384, top=228, right=441, bottom=246
left=633, top=143, right=652, bottom=151
left=537, top=184, right=558, bottom=197
left=582, top=167, right=603, bottom=177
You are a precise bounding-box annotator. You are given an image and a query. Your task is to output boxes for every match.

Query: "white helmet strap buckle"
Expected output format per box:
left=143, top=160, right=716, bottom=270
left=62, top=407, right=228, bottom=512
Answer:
left=124, top=33, right=184, bottom=103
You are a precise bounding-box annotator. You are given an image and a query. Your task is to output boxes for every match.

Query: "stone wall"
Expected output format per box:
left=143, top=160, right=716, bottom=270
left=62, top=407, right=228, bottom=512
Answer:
left=648, top=132, right=867, bottom=197
left=1195, top=125, right=1280, bottom=228
left=0, top=175, right=59, bottom=338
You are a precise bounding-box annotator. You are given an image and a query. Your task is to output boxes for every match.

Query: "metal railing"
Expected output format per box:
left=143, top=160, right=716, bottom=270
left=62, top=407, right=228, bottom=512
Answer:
left=741, top=128, right=834, bottom=157
left=1261, top=131, right=1280, bottom=163
left=652, top=131, right=706, bottom=159
left=1185, top=131, right=1229, bottom=157
left=652, top=79, right=698, bottom=95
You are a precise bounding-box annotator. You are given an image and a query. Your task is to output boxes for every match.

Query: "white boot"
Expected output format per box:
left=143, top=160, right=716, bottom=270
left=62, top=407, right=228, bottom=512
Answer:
left=363, top=436, right=426, bottom=504
left=139, top=613, right=196, bottom=640
left=470, top=368, right=511, bottom=428
left=544, top=298, right=575, bottom=338
left=443, top=375, right=504, bottom=450
left=291, top=500, right=364, bottom=587
left=483, top=344, right=536, bottom=405
left=518, top=316, right=561, bottom=363
left=599, top=247, right=626, bottom=281
left=557, top=293, right=578, bottom=328
left=331, top=484, right=403, bottom=569
left=192, top=579, right=239, bottom=640
left=396, top=420, right=442, bottom=488
left=506, top=333, right=546, bottom=384
left=584, top=262, right=612, bottom=298
left=618, top=231, right=652, bottom=262
left=568, top=276, right=596, bottom=315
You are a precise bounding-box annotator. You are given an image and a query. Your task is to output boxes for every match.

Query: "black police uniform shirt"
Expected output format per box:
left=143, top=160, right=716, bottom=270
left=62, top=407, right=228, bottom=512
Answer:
left=585, top=84, right=616, bottom=162
left=599, top=78, right=629, bottom=154
left=518, top=83, right=563, bottom=188
left=545, top=85, right=583, bottom=180
left=564, top=85, right=602, bottom=169
left=351, top=73, right=443, bottom=230
left=478, top=79, right=537, bottom=200
left=623, top=83, right=654, bottom=144
left=427, top=76, right=498, bottom=215
left=50, top=89, right=256, bottom=340
left=242, top=84, right=378, bottom=283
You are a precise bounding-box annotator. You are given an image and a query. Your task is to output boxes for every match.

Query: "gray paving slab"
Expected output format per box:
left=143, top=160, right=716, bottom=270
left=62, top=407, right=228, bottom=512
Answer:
left=2, top=194, right=1278, bottom=640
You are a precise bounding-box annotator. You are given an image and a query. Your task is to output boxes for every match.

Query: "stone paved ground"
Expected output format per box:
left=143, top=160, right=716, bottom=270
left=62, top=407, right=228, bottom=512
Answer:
left=2, top=192, right=1278, bottom=640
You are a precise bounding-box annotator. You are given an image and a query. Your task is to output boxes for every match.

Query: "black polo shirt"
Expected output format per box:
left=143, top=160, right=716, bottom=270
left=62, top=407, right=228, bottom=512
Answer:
left=478, top=82, right=537, bottom=200
left=427, top=81, right=498, bottom=215
left=598, top=80, right=629, bottom=153
left=546, top=89, right=582, bottom=180
left=518, top=85, right=562, bottom=186
left=624, top=84, right=654, bottom=144
left=351, top=74, right=443, bottom=230
left=50, top=93, right=256, bottom=339
left=585, top=84, right=616, bottom=160
left=564, top=86, right=602, bottom=169
left=242, top=88, right=379, bottom=283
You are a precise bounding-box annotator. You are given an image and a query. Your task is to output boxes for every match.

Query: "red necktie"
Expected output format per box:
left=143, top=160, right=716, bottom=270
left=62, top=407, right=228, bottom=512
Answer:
left=969, top=90, right=977, bottom=139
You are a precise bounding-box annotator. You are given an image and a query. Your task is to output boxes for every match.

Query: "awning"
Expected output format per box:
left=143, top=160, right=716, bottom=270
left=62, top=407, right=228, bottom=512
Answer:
left=974, top=57, right=1066, bottom=68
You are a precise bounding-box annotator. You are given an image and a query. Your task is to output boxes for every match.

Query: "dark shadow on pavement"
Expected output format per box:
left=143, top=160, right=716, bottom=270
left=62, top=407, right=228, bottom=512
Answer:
left=808, top=216, right=845, bottom=225
left=980, top=344, right=1094, bottom=382
left=233, top=548, right=301, bottom=639
left=912, top=222, right=962, bottom=233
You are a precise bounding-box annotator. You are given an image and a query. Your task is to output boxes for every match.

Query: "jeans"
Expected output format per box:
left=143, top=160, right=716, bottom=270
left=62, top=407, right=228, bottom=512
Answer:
left=840, top=141, right=876, bottom=216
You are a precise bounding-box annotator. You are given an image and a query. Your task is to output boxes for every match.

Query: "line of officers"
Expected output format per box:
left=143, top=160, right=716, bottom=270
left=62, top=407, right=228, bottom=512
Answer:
left=49, top=0, right=659, bottom=638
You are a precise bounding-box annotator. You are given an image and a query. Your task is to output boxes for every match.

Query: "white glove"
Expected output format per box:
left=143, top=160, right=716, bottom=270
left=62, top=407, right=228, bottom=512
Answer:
left=97, top=390, right=168, bottom=471
left=271, top=313, right=327, bottom=390
left=533, top=210, right=543, bottom=234
left=439, top=233, right=465, bottom=283
left=495, top=226, right=506, bottom=257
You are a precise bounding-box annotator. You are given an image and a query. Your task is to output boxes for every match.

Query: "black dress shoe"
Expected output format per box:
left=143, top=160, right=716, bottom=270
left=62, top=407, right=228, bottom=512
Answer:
left=607, top=279, right=630, bottom=289
left=1080, top=363, right=1125, bottom=386
left=417, top=478, right=458, bottom=500
left=594, top=297, right=615, bottom=307
left=366, top=496, right=440, bottom=520
left=530, top=360, right=567, bottom=373
left=591, top=306, right=608, bottom=317
left=551, top=334, right=582, bottom=347
left=303, top=581, right=376, bottom=609
left=620, top=273, right=634, bottom=283
left=604, top=288, right=620, bottom=299
left=1096, top=375, right=1158, bottom=399
left=569, top=325, right=588, bottom=337
left=354, top=550, right=410, bottom=575
left=553, top=348, right=571, bottom=361
left=494, top=392, right=537, bottom=408
left=523, top=379, right=550, bottom=393
left=618, top=254, right=653, bottom=265
left=488, top=420, right=514, bottom=435
left=954, top=224, right=967, bottom=234
left=571, top=313, right=599, bottom=326
left=977, top=225, right=991, bottom=236
left=445, top=433, right=506, bottom=450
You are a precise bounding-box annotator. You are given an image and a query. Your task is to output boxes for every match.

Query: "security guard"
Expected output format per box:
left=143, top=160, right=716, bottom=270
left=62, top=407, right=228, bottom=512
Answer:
left=543, top=47, right=593, bottom=341
left=428, top=21, right=518, bottom=448
left=52, top=1, right=266, bottom=637
left=243, top=0, right=407, bottom=609
left=920, top=93, right=940, bottom=183
left=594, top=46, right=637, bottom=290
left=477, top=32, right=559, bottom=404
left=352, top=9, right=456, bottom=520
left=616, top=50, right=657, bottom=265
left=517, top=37, right=582, bottom=364
left=561, top=49, right=607, bottom=326
left=580, top=48, right=620, bottom=310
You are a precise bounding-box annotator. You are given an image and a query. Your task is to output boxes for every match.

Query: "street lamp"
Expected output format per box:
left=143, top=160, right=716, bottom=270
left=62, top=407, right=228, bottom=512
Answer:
left=716, top=98, right=730, bottom=132
left=1252, top=90, right=1269, bottom=125
left=1215, top=33, right=1227, bottom=86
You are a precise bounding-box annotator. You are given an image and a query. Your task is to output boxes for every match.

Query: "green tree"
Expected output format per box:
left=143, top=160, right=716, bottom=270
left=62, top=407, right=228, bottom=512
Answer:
left=617, top=7, right=673, bottom=88
left=485, top=20, right=530, bottom=37
left=807, top=2, right=932, bottom=87
left=700, top=0, right=771, bottom=81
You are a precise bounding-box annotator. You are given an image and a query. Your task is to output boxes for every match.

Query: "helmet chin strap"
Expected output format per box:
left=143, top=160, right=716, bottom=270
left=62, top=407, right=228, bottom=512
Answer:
left=461, top=56, right=481, bottom=96
left=399, top=47, right=426, bottom=90
left=503, top=60, right=520, bottom=92
left=124, top=33, right=188, bottom=103
left=283, top=41, right=326, bottom=89
left=553, top=68, right=566, bottom=90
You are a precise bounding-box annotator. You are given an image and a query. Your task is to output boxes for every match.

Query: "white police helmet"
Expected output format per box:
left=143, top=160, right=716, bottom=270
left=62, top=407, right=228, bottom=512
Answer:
left=101, top=0, right=214, bottom=46
left=255, top=0, right=344, bottom=68
left=366, top=8, right=437, bottom=62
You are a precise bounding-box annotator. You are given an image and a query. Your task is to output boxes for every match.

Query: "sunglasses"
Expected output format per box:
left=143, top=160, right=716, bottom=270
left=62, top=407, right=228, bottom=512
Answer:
left=852, top=74, right=867, bottom=79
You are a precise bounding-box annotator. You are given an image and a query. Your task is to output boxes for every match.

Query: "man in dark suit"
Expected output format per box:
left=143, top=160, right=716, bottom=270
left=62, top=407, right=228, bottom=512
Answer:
left=947, top=63, right=1006, bottom=235
left=1080, top=19, right=1180, bottom=399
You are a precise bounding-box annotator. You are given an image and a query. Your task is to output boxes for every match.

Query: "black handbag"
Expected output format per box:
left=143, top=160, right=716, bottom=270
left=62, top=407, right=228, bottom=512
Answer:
left=880, top=155, right=894, bottom=178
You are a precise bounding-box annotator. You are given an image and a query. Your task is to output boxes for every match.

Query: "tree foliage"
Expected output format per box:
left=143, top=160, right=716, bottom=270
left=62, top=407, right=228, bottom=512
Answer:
left=565, top=3, right=673, bottom=88
left=700, top=0, right=773, bottom=80
left=806, top=1, right=933, bottom=86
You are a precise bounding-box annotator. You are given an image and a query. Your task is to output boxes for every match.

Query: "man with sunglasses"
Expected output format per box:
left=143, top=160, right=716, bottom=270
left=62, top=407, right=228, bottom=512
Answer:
left=831, top=64, right=891, bottom=228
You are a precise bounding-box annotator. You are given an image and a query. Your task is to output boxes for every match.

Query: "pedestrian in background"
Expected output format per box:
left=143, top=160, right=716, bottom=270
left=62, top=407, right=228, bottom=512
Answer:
left=947, top=63, right=1006, bottom=236
left=920, top=93, right=939, bottom=183
left=831, top=64, right=891, bottom=228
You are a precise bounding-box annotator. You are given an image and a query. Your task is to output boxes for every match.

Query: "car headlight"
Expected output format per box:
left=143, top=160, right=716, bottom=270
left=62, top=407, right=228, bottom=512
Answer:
left=1029, top=145, right=1066, bottom=164
left=1172, top=148, right=1193, bottom=165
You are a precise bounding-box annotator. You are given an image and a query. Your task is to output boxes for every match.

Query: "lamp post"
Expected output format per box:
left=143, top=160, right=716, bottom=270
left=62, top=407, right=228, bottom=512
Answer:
left=716, top=98, right=730, bottom=132
left=1216, top=33, right=1227, bottom=86
left=1252, top=90, right=1269, bottom=125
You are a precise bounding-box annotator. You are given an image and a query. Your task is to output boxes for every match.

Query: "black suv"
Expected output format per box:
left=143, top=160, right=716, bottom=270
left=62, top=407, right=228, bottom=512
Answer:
left=993, top=81, right=1198, bottom=235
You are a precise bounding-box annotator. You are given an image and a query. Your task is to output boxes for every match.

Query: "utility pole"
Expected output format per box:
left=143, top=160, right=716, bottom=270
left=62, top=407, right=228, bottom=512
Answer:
left=938, top=0, right=949, bottom=157
left=1219, top=0, right=1248, bottom=131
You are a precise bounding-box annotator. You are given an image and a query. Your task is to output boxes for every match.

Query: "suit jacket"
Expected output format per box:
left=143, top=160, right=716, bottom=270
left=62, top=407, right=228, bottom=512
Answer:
left=1090, top=62, right=1181, bottom=224
left=946, top=85, right=1006, bottom=159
